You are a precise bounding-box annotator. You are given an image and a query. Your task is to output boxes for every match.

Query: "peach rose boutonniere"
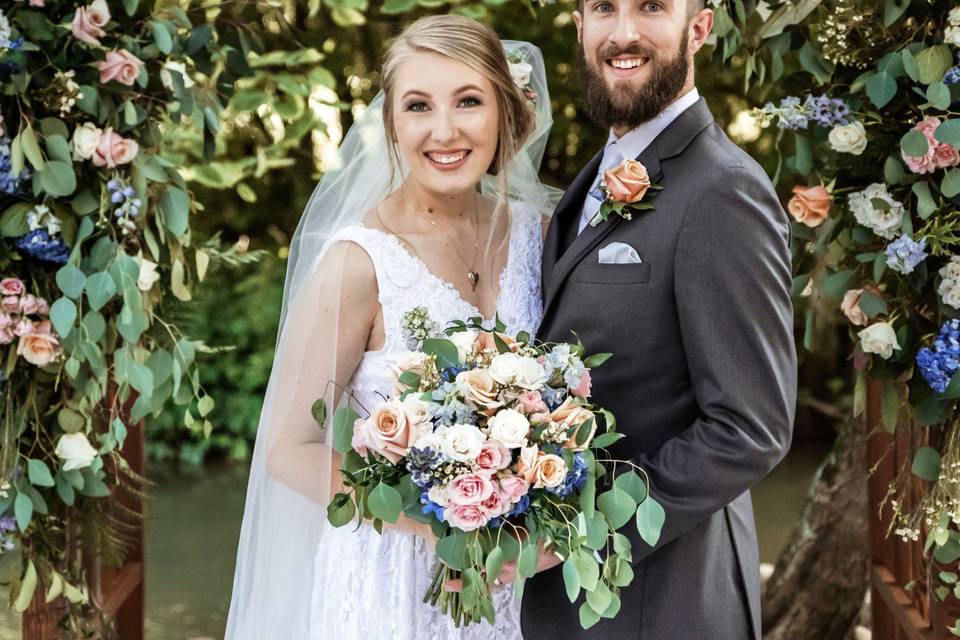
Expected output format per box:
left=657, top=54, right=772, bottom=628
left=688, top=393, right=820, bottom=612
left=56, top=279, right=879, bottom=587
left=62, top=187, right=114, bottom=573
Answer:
left=590, top=158, right=662, bottom=227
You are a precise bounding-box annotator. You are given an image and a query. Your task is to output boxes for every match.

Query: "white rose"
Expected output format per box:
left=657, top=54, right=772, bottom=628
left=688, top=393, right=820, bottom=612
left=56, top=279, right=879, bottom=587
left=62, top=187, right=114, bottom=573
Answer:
left=55, top=432, right=98, bottom=471
left=947, top=24, right=960, bottom=48
left=828, top=121, right=867, bottom=155
left=137, top=256, right=161, bottom=291
left=71, top=122, right=102, bottom=161
left=514, top=357, right=548, bottom=390
left=940, top=257, right=960, bottom=309
left=427, top=483, right=450, bottom=506
left=509, top=61, right=533, bottom=87
left=487, top=408, right=530, bottom=449
left=160, top=60, right=195, bottom=91
left=449, top=330, right=478, bottom=363
left=858, top=322, right=900, bottom=360
left=441, top=423, right=485, bottom=462
left=488, top=352, right=523, bottom=386
left=848, top=183, right=903, bottom=240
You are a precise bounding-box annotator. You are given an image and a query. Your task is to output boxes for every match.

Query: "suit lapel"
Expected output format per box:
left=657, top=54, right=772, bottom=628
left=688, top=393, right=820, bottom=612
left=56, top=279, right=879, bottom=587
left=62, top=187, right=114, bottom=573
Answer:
left=541, top=150, right=603, bottom=300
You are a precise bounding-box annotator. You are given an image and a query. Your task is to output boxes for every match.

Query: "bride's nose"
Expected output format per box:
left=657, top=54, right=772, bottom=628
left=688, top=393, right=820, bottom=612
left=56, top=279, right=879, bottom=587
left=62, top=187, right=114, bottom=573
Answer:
left=430, top=108, right=459, bottom=144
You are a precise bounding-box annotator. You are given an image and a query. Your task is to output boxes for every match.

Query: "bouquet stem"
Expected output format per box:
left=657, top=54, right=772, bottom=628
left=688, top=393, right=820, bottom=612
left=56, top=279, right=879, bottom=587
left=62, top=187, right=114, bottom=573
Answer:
left=425, top=563, right=472, bottom=627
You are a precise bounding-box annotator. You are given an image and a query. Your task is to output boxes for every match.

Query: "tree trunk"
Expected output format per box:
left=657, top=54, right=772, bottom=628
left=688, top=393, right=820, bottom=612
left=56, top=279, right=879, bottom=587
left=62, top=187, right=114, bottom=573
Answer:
left=762, top=419, right=870, bottom=640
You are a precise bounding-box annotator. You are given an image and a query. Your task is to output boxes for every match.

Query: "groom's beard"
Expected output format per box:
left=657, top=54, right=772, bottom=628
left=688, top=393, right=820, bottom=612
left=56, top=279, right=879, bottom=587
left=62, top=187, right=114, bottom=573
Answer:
left=579, top=37, right=689, bottom=131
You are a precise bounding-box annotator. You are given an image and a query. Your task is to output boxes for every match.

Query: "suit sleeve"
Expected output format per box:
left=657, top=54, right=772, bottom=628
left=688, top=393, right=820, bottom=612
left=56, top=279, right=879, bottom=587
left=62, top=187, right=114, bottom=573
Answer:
left=624, top=165, right=797, bottom=563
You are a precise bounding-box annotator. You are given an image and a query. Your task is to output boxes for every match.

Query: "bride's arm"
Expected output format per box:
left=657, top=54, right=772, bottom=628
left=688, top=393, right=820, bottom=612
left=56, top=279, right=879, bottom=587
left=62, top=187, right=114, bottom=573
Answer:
left=264, top=241, right=433, bottom=541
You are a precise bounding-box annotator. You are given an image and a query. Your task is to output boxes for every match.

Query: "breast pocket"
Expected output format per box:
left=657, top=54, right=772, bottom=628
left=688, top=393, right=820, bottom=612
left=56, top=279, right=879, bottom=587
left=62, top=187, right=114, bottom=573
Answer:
left=574, top=262, right=651, bottom=285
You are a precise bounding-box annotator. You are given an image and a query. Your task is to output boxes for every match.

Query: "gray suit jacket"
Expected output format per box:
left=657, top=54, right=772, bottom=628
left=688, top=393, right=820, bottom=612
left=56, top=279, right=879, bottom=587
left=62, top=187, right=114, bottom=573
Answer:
left=520, top=98, right=797, bottom=640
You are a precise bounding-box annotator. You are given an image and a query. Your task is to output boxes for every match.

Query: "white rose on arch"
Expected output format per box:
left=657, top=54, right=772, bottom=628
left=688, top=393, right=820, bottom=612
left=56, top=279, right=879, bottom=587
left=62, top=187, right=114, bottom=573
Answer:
left=828, top=121, right=867, bottom=155
left=858, top=322, right=900, bottom=360
left=55, top=432, right=99, bottom=471
left=71, top=122, right=102, bottom=161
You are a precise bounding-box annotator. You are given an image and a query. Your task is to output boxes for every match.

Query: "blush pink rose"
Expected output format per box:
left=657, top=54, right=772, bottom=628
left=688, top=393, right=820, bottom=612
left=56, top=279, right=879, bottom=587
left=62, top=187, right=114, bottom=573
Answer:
left=518, top=389, right=548, bottom=415
left=72, top=0, right=110, bottom=46
left=481, top=486, right=509, bottom=517
left=448, top=473, right=495, bottom=506
left=93, top=128, right=139, bottom=168
left=476, top=441, right=511, bottom=473
left=98, top=49, right=144, bottom=86
left=0, top=278, right=24, bottom=296
left=0, top=313, right=12, bottom=329
left=570, top=370, right=592, bottom=398
left=13, top=318, right=33, bottom=337
left=902, top=117, right=950, bottom=174
left=351, top=418, right=371, bottom=458
left=36, top=298, right=50, bottom=316
left=17, top=320, right=61, bottom=366
left=498, top=474, right=529, bottom=504
left=364, top=401, right=423, bottom=464
left=934, top=143, right=960, bottom=169
left=18, top=294, right=39, bottom=315
left=0, top=328, right=14, bottom=345
left=444, top=504, right=490, bottom=532
left=2, top=297, right=19, bottom=313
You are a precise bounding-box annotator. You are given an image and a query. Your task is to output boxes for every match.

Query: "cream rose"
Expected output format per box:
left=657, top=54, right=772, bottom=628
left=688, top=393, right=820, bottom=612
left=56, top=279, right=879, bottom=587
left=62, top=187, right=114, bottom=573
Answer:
left=604, top=159, right=651, bottom=204
left=137, top=256, right=161, bottom=292
left=160, top=60, right=195, bottom=91
left=509, top=61, right=533, bottom=88
left=449, top=329, right=478, bottom=363
left=17, top=320, right=60, bottom=366
left=828, top=121, right=867, bottom=155
left=514, top=357, right=548, bottom=390
left=787, top=185, right=831, bottom=228
left=98, top=49, right=144, bottom=86
left=858, top=322, right=900, bottom=360
left=92, top=127, right=139, bottom=168
left=488, top=352, right=523, bottom=386
left=55, top=432, right=98, bottom=471
left=441, top=423, right=486, bottom=463
left=487, top=408, right=530, bottom=449
left=71, top=122, right=102, bottom=161
left=455, top=368, right=502, bottom=413
left=390, top=351, right=429, bottom=395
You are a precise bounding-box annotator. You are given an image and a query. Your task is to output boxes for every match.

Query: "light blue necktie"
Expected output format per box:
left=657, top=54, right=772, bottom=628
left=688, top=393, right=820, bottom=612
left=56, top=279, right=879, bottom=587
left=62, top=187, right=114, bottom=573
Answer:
left=580, top=141, right=624, bottom=232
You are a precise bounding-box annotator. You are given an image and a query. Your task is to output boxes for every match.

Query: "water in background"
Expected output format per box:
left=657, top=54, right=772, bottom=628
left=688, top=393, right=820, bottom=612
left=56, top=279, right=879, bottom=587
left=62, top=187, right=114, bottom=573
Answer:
left=0, top=439, right=830, bottom=639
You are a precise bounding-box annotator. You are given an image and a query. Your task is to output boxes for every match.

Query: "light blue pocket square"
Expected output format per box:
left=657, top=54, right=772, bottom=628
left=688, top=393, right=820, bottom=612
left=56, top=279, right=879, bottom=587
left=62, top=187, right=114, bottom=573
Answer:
left=598, top=242, right=642, bottom=265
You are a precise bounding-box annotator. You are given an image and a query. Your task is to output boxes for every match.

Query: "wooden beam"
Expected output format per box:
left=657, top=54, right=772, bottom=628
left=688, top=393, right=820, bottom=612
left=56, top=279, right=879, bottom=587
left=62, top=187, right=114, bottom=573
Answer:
left=872, top=565, right=935, bottom=640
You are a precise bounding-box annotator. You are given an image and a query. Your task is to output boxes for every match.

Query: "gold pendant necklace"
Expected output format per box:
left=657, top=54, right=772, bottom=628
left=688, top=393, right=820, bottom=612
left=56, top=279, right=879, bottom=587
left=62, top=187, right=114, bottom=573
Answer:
left=407, top=189, right=481, bottom=290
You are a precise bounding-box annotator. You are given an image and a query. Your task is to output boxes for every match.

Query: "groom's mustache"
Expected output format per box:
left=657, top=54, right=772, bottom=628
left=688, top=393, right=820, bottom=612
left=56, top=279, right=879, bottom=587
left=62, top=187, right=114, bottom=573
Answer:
left=595, top=44, right=657, bottom=63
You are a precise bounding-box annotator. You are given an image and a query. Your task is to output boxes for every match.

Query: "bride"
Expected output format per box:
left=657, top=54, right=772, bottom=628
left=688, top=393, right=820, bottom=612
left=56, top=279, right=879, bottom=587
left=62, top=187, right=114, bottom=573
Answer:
left=225, top=15, right=560, bottom=639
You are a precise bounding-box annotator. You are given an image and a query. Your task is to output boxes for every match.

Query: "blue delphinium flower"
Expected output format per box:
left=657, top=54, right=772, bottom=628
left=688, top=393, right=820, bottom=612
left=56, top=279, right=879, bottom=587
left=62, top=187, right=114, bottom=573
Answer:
left=0, top=136, right=31, bottom=195
left=420, top=492, right=445, bottom=521
left=917, top=320, right=960, bottom=393
left=804, top=94, right=850, bottom=127
left=440, top=365, right=465, bottom=383
left=15, top=229, right=69, bottom=264
left=762, top=96, right=809, bottom=130
left=507, top=494, right=531, bottom=518
left=945, top=66, right=960, bottom=85
left=885, top=236, right=928, bottom=275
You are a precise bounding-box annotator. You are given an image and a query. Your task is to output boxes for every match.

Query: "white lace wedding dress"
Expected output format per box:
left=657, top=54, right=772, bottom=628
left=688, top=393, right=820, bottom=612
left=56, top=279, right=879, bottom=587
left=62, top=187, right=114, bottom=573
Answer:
left=307, top=205, right=544, bottom=640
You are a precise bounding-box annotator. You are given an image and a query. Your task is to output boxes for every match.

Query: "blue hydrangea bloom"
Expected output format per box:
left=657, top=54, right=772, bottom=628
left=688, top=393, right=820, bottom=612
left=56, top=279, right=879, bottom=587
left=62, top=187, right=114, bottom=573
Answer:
left=420, top=492, right=445, bottom=521
left=0, top=136, right=31, bottom=195
left=507, top=494, right=530, bottom=518
left=15, top=229, right=70, bottom=264
left=917, top=320, right=960, bottom=393
left=945, top=66, right=960, bottom=85
left=885, top=236, right=928, bottom=275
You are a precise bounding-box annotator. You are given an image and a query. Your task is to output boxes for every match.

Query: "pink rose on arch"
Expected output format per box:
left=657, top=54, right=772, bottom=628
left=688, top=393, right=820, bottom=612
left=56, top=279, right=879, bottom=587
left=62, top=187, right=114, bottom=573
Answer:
left=98, top=49, right=144, bottom=86
left=570, top=370, right=592, bottom=398
left=902, top=117, right=960, bottom=174
left=498, top=474, right=529, bottom=504
left=35, top=298, right=50, bottom=316
left=448, top=472, right=495, bottom=506
left=444, top=504, right=490, bottom=532
left=18, top=294, right=39, bottom=315
left=0, top=313, right=13, bottom=329
left=0, top=278, right=24, bottom=296
left=476, top=441, right=511, bottom=473
left=17, top=320, right=61, bottom=366
left=934, top=143, right=960, bottom=170
left=92, top=128, right=139, bottom=168
left=72, top=0, right=110, bottom=46
left=0, top=328, right=14, bottom=345
left=13, top=318, right=34, bottom=337
left=3, top=296, right=19, bottom=313
left=518, top=389, right=548, bottom=415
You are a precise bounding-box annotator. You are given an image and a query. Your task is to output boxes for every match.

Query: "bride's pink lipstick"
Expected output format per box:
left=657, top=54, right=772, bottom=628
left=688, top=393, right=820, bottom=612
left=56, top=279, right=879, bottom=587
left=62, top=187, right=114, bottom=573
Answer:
left=424, top=149, right=472, bottom=171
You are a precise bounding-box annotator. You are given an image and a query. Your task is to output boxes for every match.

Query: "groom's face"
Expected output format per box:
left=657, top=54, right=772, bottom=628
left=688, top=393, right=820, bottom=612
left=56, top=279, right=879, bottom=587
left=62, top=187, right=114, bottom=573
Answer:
left=574, top=0, right=712, bottom=132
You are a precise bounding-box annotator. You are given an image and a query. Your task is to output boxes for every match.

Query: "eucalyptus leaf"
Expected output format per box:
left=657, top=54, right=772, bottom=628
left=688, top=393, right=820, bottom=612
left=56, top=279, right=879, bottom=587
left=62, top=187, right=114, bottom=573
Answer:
left=913, top=446, right=942, bottom=481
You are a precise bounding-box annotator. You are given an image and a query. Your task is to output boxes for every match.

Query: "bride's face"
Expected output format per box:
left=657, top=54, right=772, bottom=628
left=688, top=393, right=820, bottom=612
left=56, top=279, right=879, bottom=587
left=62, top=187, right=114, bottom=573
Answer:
left=390, top=52, right=500, bottom=197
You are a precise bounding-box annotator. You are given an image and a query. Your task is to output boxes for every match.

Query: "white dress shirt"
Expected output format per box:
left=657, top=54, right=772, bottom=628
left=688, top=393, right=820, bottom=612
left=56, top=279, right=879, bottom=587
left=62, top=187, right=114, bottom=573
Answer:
left=578, top=88, right=701, bottom=233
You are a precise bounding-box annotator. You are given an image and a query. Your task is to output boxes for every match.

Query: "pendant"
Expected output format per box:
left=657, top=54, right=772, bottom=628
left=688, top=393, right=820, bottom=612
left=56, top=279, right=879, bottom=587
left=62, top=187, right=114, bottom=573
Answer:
left=467, top=271, right=479, bottom=290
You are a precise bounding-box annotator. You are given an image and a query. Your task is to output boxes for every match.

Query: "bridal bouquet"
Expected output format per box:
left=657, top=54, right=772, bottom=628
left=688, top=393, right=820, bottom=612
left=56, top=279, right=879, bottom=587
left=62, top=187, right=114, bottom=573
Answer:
left=320, top=309, right=664, bottom=629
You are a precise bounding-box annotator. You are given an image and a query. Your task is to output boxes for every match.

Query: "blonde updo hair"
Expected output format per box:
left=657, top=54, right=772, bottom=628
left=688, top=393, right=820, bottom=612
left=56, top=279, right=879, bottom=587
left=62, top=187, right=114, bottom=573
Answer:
left=381, top=15, right=536, bottom=176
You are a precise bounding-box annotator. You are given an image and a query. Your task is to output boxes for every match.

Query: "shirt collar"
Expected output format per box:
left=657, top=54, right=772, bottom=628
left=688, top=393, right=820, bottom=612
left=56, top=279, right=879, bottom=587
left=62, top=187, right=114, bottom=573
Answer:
left=605, top=87, right=701, bottom=161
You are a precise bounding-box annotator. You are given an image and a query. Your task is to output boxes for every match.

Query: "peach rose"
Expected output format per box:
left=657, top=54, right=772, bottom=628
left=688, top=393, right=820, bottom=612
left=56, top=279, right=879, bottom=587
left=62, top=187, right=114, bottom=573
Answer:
left=92, top=128, right=139, bottom=168
left=476, top=441, right=511, bottom=473
left=841, top=289, right=868, bottom=326
left=363, top=400, right=424, bottom=464
left=448, top=472, right=495, bottom=506
left=455, top=368, right=503, bottom=414
left=98, top=49, right=144, bottom=86
left=570, top=370, right=592, bottom=398
left=17, top=320, right=60, bottom=366
left=787, top=185, right=830, bottom=228
left=498, top=474, right=529, bottom=504
left=550, top=398, right=596, bottom=451
left=0, top=278, right=23, bottom=296
left=604, top=159, right=651, bottom=204
left=72, top=0, right=110, bottom=46
left=530, top=453, right=568, bottom=489
left=444, top=503, right=490, bottom=532
left=390, top=352, right=429, bottom=395
left=476, top=331, right=520, bottom=354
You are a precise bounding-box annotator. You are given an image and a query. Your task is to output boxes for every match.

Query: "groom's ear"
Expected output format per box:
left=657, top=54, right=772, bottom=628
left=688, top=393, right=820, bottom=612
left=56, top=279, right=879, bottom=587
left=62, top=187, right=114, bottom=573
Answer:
left=572, top=10, right=583, bottom=44
left=687, top=8, right=713, bottom=56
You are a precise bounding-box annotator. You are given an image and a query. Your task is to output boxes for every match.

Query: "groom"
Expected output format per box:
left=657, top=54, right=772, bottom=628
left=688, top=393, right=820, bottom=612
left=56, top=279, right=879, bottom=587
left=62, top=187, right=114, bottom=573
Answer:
left=521, top=1, right=797, bottom=638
